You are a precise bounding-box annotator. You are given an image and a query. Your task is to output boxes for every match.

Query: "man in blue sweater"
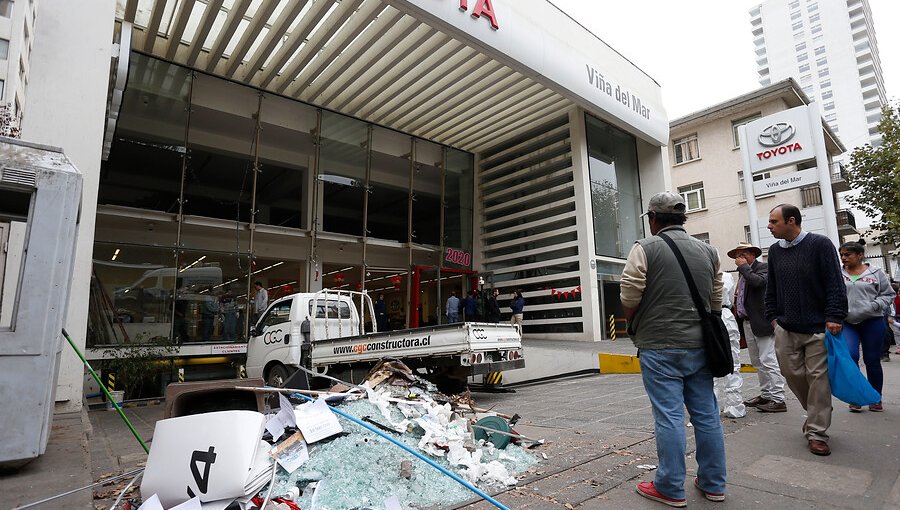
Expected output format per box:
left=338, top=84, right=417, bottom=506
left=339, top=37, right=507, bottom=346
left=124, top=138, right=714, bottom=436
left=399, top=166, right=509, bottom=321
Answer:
left=765, top=204, right=847, bottom=457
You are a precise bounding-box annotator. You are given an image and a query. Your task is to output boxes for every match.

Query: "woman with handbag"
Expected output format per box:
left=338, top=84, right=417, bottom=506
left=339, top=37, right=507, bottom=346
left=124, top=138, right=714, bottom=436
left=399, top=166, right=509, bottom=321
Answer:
left=839, top=240, right=896, bottom=412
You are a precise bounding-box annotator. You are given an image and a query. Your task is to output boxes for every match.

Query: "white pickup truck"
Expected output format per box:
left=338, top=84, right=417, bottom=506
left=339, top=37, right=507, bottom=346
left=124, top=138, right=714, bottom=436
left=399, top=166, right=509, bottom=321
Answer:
left=245, top=290, right=524, bottom=392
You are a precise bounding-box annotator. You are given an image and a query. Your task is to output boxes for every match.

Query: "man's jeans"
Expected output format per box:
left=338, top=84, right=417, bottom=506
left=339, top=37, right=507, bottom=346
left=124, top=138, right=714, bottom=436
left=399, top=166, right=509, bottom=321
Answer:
left=640, top=348, right=727, bottom=499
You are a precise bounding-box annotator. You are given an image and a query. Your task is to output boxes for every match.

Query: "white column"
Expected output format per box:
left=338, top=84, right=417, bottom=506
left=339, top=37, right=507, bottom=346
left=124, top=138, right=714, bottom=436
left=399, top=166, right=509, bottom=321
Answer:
left=808, top=103, right=840, bottom=245
left=738, top=124, right=761, bottom=247
left=20, top=0, right=117, bottom=412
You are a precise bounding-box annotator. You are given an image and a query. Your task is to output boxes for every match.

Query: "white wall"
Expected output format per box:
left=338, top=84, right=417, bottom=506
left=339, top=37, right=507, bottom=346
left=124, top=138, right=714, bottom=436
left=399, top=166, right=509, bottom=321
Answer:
left=20, top=0, right=116, bottom=412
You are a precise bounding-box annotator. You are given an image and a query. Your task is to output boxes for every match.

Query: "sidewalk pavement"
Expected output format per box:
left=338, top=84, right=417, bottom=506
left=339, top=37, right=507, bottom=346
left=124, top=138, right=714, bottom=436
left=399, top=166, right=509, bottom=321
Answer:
left=5, top=342, right=900, bottom=509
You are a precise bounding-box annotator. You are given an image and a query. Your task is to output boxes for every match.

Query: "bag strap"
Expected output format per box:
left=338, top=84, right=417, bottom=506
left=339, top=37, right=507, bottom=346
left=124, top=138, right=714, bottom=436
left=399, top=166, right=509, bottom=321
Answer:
left=657, top=232, right=710, bottom=318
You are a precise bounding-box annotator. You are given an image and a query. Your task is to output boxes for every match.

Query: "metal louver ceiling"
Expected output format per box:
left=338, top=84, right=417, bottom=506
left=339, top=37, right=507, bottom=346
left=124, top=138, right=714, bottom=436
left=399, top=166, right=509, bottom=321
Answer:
left=116, top=0, right=573, bottom=152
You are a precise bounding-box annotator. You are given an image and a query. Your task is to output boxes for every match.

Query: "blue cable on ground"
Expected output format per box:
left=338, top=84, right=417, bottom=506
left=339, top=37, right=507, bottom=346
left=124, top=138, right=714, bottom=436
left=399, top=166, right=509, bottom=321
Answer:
left=288, top=391, right=510, bottom=510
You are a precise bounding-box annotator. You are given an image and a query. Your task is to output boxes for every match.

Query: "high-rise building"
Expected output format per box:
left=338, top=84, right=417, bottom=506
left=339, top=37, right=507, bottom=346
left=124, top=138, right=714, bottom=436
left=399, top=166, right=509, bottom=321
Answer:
left=750, top=0, right=887, bottom=149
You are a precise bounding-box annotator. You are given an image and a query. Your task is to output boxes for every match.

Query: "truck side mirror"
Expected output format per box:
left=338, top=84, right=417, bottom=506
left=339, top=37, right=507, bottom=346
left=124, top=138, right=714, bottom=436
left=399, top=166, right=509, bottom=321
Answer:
left=249, top=326, right=258, bottom=337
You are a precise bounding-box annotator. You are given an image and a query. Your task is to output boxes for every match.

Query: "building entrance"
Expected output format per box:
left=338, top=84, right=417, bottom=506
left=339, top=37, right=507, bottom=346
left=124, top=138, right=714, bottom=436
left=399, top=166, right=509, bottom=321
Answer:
left=410, top=266, right=479, bottom=328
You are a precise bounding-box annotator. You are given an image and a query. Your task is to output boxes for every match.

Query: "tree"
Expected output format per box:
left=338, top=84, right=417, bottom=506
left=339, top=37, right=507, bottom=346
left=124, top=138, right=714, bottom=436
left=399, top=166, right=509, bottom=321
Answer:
left=846, top=103, right=900, bottom=245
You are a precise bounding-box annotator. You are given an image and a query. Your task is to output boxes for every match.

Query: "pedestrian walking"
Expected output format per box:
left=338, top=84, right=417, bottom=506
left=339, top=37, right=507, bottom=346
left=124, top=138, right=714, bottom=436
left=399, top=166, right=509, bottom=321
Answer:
left=463, top=290, right=479, bottom=322
left=839, top=240, right=895, bottom=412
left=486, top=289, right=501, bottom=323
left=765, top=204, right=847, bottom=456
left=253, top=281, right=268, bottom=326
left=716, top=271, right=745, bottom=418
left=621, top=191, right=726, bottom=507
left=727, top=241, right=788, bottom=413
left=446, top=291, right=460, bottom=323
left=510, top=290, right=524, bottom=333
left=220, top=288, right=238, bottom=341
left=374, top=293, right=389, bottom=332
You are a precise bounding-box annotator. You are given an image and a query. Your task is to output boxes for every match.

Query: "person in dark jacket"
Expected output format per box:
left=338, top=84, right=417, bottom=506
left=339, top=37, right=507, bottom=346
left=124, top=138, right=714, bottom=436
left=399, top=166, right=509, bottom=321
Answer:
left=374, top=293, right=389, bottom=332
left=486, top=289, right=501, bottom=323
left=463, top=290, right=479, bottom=322
left=510, top=290, right=524, bottom=332
left=728, top=242, right=787, bottom=413
left=765, top=204, right=848, bottom=457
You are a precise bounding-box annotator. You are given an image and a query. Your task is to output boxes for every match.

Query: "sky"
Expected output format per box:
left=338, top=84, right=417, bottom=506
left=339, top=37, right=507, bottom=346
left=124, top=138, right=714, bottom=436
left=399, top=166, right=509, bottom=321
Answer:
left=550, top=0, right=899, bottom=120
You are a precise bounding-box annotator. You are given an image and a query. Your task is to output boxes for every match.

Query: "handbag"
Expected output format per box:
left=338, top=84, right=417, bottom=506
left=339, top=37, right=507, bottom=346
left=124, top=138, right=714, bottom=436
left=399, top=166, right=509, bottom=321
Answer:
left=657, top=232, right=734, bottom=377
left=825, top=331, right=881, bottom=406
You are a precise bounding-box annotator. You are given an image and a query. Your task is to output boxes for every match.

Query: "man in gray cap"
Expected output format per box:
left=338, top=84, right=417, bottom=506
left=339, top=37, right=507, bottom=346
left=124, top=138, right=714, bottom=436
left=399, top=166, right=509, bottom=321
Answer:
left=622, top=191, right=726, bottom=507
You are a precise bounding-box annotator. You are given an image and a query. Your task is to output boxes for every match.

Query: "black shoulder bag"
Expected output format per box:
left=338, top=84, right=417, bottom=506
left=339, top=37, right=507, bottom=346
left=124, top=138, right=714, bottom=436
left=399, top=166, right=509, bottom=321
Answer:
left=657, top=232, right=734, bottom=377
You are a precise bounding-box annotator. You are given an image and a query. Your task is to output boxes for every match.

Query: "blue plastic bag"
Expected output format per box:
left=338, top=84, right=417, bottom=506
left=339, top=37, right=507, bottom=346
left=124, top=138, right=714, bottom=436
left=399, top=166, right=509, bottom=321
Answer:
left=825, top=331, right=881, bottom=406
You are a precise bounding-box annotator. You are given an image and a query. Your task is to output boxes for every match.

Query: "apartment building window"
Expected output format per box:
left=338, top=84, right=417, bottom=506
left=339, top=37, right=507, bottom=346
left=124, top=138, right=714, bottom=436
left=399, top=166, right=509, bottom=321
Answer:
left=692, top=232, right=711, bottom=244
left=797, top=53, right=808, bottom=62
left=811, top=24, right=822, bottom=35
left=807, top=2, right=818, bottom=12
left=0, top=0, right=12, bottom=18
left=822, top=89, right=833, bottom=100
left=800, top=185, right=822, bottom=208
left=818, top=68, right=829, bottom=78
left=744, top=225, right=752, bottom=244
left=809, top=13, right=820, bottom=23
left=678, top=182, right=706, bottom=212
left=816, top=57, right=827, bottom=67
left=0, top=38, right=8, bottom=60
left=738, top=171, right=770, bottom=200
left=800, top=74, right=811, bottom=84
left=798, top=63, right=810, bottom=73
left=802, top=85, right=813, bottom=96
left=792, top=21, right=803, bottom=32
left=825, top=113, right=837, bottom=123
left=0, top=79, right=4, bottom=100
left=814, top=46, right=825, bottom=56
left=789, top=0, right=799, bottom=8
left=673, top=134, right=700, bottom=164
left=791, top=11, right=802, bottom=20
left=823, top=101, right=835, bottom=111
left=812, top=33, right=824, bottom=43
left=820, top=79, right=831, bottom=89
left=795, top=42, right=807, bottom=52
left=793, top=31, right=804, bottom=41
left=731, top=113, right=761, bottom=148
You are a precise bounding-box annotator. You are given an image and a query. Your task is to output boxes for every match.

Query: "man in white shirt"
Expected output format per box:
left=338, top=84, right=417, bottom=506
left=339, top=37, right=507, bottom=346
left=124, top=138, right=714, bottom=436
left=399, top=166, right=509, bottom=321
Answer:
left=253, top=281, right=268, bottom=325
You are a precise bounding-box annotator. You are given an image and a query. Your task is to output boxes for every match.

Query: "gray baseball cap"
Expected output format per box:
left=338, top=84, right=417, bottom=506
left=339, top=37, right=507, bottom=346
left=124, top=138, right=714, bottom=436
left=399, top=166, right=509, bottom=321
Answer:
left=641, top=191, right=686, bottom=216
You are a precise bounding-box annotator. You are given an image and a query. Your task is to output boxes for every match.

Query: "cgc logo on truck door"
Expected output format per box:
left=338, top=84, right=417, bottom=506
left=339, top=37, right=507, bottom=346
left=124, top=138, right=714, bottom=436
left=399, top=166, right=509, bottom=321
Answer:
left=263, top=329, right=284, bottom=345
left=472, top=328, right=488, bottom=340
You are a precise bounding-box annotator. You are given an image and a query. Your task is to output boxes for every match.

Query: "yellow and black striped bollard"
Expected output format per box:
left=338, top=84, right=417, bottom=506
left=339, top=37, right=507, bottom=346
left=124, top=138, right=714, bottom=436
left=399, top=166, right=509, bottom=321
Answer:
left=106, top=371, right=116, bottom=392
left=239, top=365, right=247, bottom=379
left=608, top=314, right=617, bottom=341
left=178, top=367, right=185, bottom=383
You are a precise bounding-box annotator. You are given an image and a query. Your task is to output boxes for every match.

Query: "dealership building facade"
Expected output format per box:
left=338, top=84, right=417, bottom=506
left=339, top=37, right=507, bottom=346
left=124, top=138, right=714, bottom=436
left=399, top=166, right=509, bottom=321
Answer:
left=16, top=0, right=672, bottom=408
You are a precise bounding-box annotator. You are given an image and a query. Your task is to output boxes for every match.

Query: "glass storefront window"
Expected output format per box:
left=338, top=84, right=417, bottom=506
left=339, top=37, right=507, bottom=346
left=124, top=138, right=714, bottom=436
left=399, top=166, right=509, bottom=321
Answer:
left=257, top=94, right=318, bottom=230
left=413, top=139, right=442, bottom=247
left=444, top=148, right=474, bottom=255
left=586, top=115, right=642, bottom=259
left=183, top=74, right=260, bottom=225
left=88, top=243, right=178, bottom=347
left=319, top=112, right=367, bottom=236
left=174, top=250, right=250, bottom=343
left=100, top=54, right=190, bottom=213
left=369, top=127, right=410, bottom=243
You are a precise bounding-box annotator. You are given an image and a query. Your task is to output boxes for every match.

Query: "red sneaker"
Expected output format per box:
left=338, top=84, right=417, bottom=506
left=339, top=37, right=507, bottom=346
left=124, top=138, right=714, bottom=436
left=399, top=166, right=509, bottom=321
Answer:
left=694, top=477, right=726, bottom=502
left=870, top=402, right=884, bottom=412
left=849, top=404, right=863, bottom=412
left=635, top=481, right=687, bottom=507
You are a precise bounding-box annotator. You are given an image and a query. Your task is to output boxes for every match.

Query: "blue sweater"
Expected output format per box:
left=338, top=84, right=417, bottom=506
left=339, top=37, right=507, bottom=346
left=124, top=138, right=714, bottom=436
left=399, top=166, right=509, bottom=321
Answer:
left=764, top=232, right=848, bottom=333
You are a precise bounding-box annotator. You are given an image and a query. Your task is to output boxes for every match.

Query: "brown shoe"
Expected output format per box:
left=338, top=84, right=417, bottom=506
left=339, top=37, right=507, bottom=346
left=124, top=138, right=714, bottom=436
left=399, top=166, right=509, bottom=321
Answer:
left=809, top=439, right=831, bottom=456
left=743, top=395, right=770, bottom=407
left=870, top=402, right=883, bottom=412
left=757, top=400, right=787, bottom=413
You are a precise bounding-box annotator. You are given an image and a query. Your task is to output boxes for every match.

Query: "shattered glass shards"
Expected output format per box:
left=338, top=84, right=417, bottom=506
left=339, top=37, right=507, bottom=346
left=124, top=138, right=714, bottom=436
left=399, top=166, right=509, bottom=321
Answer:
left=270, top=397, right=539, bottom=510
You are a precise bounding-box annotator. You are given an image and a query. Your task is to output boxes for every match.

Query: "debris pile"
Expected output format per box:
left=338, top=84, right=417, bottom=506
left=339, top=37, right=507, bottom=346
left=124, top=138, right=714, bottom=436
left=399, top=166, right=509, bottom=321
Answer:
left=134, top=361, right=540, bottom=510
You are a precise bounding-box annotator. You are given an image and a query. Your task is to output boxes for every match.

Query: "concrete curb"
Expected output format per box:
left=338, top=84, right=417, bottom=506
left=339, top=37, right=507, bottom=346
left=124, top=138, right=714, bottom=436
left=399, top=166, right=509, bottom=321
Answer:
left=598, top=352, right=758, bottom=374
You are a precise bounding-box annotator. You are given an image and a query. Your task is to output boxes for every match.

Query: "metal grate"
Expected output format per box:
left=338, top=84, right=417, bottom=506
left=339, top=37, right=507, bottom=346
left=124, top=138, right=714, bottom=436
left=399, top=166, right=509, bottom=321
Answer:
left=0, top=166, right=37, bottom=188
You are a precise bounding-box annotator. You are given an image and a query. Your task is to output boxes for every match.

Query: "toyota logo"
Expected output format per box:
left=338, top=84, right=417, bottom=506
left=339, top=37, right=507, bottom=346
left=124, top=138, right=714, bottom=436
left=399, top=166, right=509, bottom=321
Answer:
left=758, top=122, right=795, bottom=147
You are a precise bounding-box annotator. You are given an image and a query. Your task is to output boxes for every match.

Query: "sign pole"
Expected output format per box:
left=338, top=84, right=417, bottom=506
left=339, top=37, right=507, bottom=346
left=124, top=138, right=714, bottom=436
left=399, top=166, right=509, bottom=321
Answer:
left=808, top=103, right=840, bottom=245
left=738, top=124, right=761, bottom=247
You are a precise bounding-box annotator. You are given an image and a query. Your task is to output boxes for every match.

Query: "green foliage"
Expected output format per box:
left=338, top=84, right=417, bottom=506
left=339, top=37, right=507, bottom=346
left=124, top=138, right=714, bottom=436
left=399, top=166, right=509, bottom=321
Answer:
left=847, top=104, right=900, bottom=245
left=102, top=335, right=176, bottom=399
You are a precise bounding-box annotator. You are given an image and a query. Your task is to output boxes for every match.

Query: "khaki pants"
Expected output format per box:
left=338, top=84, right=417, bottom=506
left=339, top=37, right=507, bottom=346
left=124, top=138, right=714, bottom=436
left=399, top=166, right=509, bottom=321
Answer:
left=511, top=314, right=523, bottom=333
left=774, top=324, right=831, bottom=442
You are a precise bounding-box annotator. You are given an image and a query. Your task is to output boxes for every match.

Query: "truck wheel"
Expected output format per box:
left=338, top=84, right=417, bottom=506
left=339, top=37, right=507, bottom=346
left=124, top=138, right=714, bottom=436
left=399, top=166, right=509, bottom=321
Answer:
left=267, top=364, right=291, bottom=388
